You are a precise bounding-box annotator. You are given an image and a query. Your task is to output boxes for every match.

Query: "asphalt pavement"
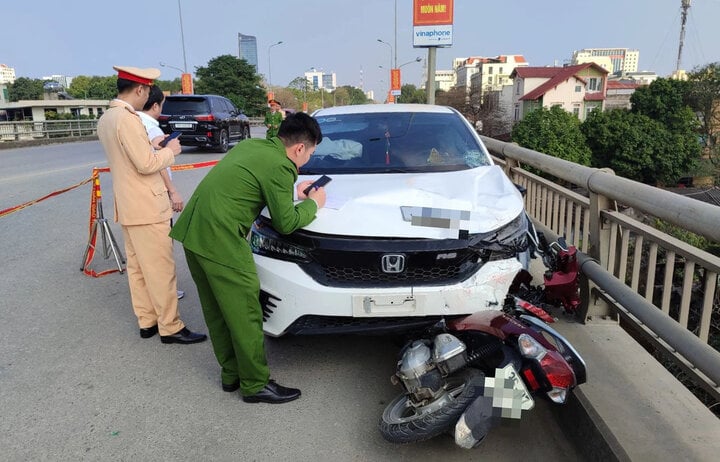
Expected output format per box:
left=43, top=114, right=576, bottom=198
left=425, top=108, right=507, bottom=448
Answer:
left=0, top=131, right=581, bottom=461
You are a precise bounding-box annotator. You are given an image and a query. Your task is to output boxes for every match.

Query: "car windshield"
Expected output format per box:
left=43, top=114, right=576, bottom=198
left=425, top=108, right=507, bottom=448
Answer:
left=162, top=98, right=210, bottom=115
left=302, top=111, right=490, bottom=174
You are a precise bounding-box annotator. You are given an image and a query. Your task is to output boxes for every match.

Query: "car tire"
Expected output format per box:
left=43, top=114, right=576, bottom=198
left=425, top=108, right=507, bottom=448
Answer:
left=243, top=125, right=251, bottom=139
left=215, top=129, right=229, bottom=153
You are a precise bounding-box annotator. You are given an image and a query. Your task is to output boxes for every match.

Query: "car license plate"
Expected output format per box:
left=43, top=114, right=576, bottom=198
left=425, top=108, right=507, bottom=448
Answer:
left=484, top=363, right=534, bottom=418
left=352, top=294, right=419, bottom=316
left=173, top=123, right=193, bottom=129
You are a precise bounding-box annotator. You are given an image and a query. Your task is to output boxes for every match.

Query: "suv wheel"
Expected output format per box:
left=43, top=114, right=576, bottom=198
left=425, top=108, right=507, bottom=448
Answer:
left=215, top=129, right=229, bottom=153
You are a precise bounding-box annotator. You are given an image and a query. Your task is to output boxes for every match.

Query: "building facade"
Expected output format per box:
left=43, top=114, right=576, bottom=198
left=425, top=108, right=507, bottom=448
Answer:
left=511, top=63, right=609, bottom=122
left=238, top=33, right=258, bottom=71
left=304, top=70, right=336, bottom=91
left=571, top=48, right=639, bottom=74
left=0, top=64, right=16, bottom=84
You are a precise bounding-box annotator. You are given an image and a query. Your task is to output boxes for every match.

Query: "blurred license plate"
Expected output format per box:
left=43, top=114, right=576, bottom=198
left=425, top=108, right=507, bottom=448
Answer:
left=173, top=123, right=193, bottom=129
left=485, top=363, right=534, bottom=418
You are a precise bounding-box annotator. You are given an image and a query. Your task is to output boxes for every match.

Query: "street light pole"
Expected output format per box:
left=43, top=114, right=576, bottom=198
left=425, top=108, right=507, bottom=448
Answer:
left=268, top=41, right=283, bottom=89
left=177, top=0, right=188, bottom=73
left=377, top=39, right=393, bottom=102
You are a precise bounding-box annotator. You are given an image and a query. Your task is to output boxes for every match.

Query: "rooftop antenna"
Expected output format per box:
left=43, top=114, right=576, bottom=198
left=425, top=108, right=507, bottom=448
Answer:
left=676, top=0, right=692, bottom=72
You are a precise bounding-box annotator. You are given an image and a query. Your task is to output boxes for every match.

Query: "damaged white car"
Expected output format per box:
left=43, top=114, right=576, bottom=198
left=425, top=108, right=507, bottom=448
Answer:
left=250, top=104, right=531, bottom=336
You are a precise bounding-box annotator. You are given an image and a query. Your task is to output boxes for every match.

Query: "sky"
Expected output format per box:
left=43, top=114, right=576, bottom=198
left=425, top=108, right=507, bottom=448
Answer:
left=2, top=0, right=720, bottom=102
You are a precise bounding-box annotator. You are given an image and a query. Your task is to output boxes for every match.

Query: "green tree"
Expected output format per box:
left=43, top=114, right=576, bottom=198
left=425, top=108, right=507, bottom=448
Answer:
left=686, top=62, right=720, bottom=169
left=156, top=78, right=182, bottom=94
left=194, top=54, right=266, bottom=116
left=68, top=76, right=117, bottom=100
left=582, top=109, right=698, bottom=185
left=8, top=77, right=44, bottom=101
left=511, top=106, right=592, bottom=165
left=335, top=85, right=370, bottom=105
left=398, top=84, right=426, bottom=104
left=630, top=77, right=697, bottom=133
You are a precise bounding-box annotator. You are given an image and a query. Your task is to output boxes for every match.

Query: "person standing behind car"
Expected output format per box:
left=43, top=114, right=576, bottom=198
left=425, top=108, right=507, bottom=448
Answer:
left=170, top=112, right=325, bottom=403
left=138, top=84, right=186, bottom=300
left=97, top=65, right=206, bottom=345
left=264, top=99, right=283, bottom=139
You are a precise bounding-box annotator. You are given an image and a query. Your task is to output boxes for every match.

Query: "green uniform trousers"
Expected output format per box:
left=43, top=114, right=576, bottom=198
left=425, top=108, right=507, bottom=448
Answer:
left=184, top=248, right=269, bottom=395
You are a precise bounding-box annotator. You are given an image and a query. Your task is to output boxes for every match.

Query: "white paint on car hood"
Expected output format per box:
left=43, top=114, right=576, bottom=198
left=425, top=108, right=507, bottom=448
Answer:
left=263, top=165, right=525, bottom=238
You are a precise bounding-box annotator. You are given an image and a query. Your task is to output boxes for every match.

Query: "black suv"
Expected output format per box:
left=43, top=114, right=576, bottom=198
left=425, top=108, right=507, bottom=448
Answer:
left=159, top=94, right=250, bottom=152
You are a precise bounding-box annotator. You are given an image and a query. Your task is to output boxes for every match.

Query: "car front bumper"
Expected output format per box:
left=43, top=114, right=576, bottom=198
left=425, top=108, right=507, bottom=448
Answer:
left=254, top=254, right=523, bottom=336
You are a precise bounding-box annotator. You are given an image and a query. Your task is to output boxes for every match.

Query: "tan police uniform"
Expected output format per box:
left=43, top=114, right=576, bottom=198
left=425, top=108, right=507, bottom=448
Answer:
left=97, top=66, right=184, bottom=336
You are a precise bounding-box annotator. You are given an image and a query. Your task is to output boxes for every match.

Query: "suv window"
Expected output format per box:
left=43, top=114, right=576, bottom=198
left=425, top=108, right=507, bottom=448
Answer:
left=304, top=112, right=490, bottom=174
left=162, top=97, right=210, bottom=115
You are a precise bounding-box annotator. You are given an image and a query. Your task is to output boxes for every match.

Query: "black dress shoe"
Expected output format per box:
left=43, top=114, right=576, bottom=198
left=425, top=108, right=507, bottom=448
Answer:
left=222, top=380, right=240, bottom=393
left=160, top=327, right=207, bottom=344
left=139, top=325, right=158, bottom=339
left=242, top=380, right=301, bottom=404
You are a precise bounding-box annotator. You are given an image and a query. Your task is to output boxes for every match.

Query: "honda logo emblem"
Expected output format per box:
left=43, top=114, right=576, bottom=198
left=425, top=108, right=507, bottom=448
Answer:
left=381, top=254, right=406, bottom=273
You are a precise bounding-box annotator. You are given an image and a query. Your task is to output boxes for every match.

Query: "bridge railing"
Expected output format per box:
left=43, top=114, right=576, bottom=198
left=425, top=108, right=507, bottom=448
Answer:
left=0, top=120, right=98, bottom=141
left=483, top=136, right=720, bottom=401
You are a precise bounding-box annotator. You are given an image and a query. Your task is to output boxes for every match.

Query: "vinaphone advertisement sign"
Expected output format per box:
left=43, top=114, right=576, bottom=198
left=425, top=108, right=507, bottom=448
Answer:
left=413, top=0, right=454, bottom=47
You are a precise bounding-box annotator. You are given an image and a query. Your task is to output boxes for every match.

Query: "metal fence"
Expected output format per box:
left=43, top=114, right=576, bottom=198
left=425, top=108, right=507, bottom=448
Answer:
left=482, top=136, right=720, bottom=401
left=0, top=120, right=98, bottom=141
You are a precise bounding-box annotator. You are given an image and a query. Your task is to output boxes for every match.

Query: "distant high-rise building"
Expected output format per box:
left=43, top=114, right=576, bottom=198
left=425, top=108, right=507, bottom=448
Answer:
left=0, top=64, right=16, bottom=84
left=571, top=48, right=639, bottom=74
left=305, top=70, right=336, bottom=91
left=238, top=33, right=258, bottom=71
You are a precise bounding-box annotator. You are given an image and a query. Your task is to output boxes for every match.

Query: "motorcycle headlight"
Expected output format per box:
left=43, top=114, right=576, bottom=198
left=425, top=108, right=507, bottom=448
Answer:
left=249, top=226, right=311, bottom=263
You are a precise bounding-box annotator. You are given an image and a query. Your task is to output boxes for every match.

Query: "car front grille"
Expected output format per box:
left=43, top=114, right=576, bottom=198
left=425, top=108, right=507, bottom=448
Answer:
left=300, top=247, right=482, bottom=288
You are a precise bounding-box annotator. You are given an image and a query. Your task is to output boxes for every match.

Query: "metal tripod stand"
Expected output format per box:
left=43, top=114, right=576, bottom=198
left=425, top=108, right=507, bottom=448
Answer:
left=80, top=176, right=125, bottom=274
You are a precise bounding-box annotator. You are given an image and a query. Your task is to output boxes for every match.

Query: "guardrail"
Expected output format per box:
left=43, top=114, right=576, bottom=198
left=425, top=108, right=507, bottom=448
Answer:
left=0, top=120, right=98, bottom=141
left=482, top=136, right=720, bottom=401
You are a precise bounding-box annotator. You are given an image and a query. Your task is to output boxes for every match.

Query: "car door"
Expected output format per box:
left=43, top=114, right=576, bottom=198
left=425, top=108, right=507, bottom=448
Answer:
left=221, top=97, right=241, bottom=140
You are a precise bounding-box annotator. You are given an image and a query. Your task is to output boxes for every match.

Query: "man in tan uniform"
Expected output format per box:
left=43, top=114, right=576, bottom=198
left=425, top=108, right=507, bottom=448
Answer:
left=97, top=65, right=206, bottom=344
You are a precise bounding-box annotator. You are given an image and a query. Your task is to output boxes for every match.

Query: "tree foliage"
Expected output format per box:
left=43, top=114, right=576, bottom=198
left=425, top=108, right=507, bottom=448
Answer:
left=630, top=78, right=697, bottom=133
left=194, top=54, right=266, bottom=116
left=67, top=75, right=116, bottom=100
left=511, top=105, right=592, bottom=165
left=8, top=77, right=44, bottom=101
left=582, top=109, right=697, bottom=185
left=686, top=62, right=720, bottom=169
left=399, top=84, right=426, bottom=104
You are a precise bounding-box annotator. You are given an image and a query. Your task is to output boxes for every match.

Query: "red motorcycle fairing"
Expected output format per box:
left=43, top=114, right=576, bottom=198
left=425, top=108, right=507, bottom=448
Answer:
left=447, top=310, right=557, bottom=351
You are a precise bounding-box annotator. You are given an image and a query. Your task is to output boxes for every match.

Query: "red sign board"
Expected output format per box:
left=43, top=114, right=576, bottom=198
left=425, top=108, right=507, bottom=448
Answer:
left=390, top=69, right=401, bottom=92
left=413, top=0, right=454, bottom=26
left=181, top=73, right=193, bottom=94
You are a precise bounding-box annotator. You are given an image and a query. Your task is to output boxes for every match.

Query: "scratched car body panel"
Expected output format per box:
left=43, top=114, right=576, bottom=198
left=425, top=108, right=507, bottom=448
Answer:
left=249, top=104, right=530, bottom=337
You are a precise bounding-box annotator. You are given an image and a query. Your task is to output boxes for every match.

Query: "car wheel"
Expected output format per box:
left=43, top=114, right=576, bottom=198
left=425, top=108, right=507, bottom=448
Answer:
left=215, top=129, right=229, bottom=153
left=243, top=125, right=251, bottom=139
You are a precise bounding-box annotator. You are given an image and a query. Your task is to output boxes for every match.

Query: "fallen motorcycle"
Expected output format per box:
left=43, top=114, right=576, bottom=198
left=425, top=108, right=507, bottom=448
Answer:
left=379, top=238, right=586, bottom=448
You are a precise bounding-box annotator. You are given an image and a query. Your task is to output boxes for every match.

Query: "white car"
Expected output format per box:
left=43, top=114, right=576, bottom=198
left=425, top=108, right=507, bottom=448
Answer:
left=250, top=104, right=530, bottom=337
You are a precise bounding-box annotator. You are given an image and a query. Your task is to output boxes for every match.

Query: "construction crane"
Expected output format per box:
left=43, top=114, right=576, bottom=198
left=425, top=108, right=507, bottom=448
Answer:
left=676, top=0, right=692, bottom=72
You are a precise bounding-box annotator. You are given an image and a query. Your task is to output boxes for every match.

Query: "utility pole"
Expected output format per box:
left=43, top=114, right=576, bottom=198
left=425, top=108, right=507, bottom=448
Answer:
left=676, top=0, right=692, bottom=73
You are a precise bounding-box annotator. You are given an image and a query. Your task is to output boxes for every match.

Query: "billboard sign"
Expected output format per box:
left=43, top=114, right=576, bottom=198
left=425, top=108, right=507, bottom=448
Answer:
left=181, top=73, right=194, bottom=94
left=390, top=68, right=401, bottom=95
left=413, top=0, right=454, bottom=47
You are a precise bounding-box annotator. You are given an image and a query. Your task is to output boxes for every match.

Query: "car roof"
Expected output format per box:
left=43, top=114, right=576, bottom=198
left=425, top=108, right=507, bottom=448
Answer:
left=313, top=104, right=456, bottom=117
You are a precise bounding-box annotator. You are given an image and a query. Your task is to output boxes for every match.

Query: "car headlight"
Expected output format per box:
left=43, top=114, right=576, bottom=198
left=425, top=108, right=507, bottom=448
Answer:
left=249, top=226, right=311, bottom=263
left=468, top=213, right=529, bottom=260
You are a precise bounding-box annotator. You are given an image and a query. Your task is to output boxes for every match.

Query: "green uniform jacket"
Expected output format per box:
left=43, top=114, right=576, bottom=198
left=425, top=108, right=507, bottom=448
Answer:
left=170, top=138, right=317, bottom=270
left=264, top=110, right=283, bottom=139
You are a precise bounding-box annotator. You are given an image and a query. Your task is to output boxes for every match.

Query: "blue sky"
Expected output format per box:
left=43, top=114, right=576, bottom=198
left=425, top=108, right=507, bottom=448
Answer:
left=2, top=0, right=719, bottom=100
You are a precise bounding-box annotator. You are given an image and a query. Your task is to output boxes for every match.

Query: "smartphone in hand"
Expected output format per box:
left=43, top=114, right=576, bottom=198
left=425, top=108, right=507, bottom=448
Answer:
left=159, top=131, right=182, bottom=147
left=303, top=175, right=332, bottom=196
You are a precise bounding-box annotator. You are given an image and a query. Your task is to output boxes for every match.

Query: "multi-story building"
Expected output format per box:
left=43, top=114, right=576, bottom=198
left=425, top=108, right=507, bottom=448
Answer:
left=510, top=63, right=609, bottom=122
left=455, top=55, right=528, bottom=94
left=238, top=33, right=258, bottom=71
left=42, top=74, right=73, bottom=89
left=0, top=64, right=16, bottom=84
left=571, top=48, right=639, bottom=74
left=304, top=70, right=336, bottom=92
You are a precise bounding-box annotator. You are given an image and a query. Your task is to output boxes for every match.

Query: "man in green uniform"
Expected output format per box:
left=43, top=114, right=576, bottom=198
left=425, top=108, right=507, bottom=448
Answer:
left=264, top=99, right=283, bottom=139
left=170, top=112, right=325, bottom=404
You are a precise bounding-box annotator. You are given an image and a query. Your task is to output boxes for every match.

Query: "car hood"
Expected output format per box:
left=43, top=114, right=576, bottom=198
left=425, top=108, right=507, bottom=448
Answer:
left=262, top=165, right=525, bottom=239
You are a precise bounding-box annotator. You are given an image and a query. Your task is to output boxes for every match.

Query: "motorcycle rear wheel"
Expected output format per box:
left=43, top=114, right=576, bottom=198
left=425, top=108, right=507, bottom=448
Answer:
left=379, top=368, right=484, bottom=444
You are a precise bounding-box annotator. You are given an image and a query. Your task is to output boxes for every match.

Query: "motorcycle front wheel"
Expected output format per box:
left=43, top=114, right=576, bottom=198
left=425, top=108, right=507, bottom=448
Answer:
left=379, top=368, right=484, bottom=444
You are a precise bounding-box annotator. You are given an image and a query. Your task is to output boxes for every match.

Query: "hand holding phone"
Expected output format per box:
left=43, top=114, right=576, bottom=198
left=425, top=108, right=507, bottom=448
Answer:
left=159, top=131, right=182, bottom=147
left=303, top=175, right=332, bottom=196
